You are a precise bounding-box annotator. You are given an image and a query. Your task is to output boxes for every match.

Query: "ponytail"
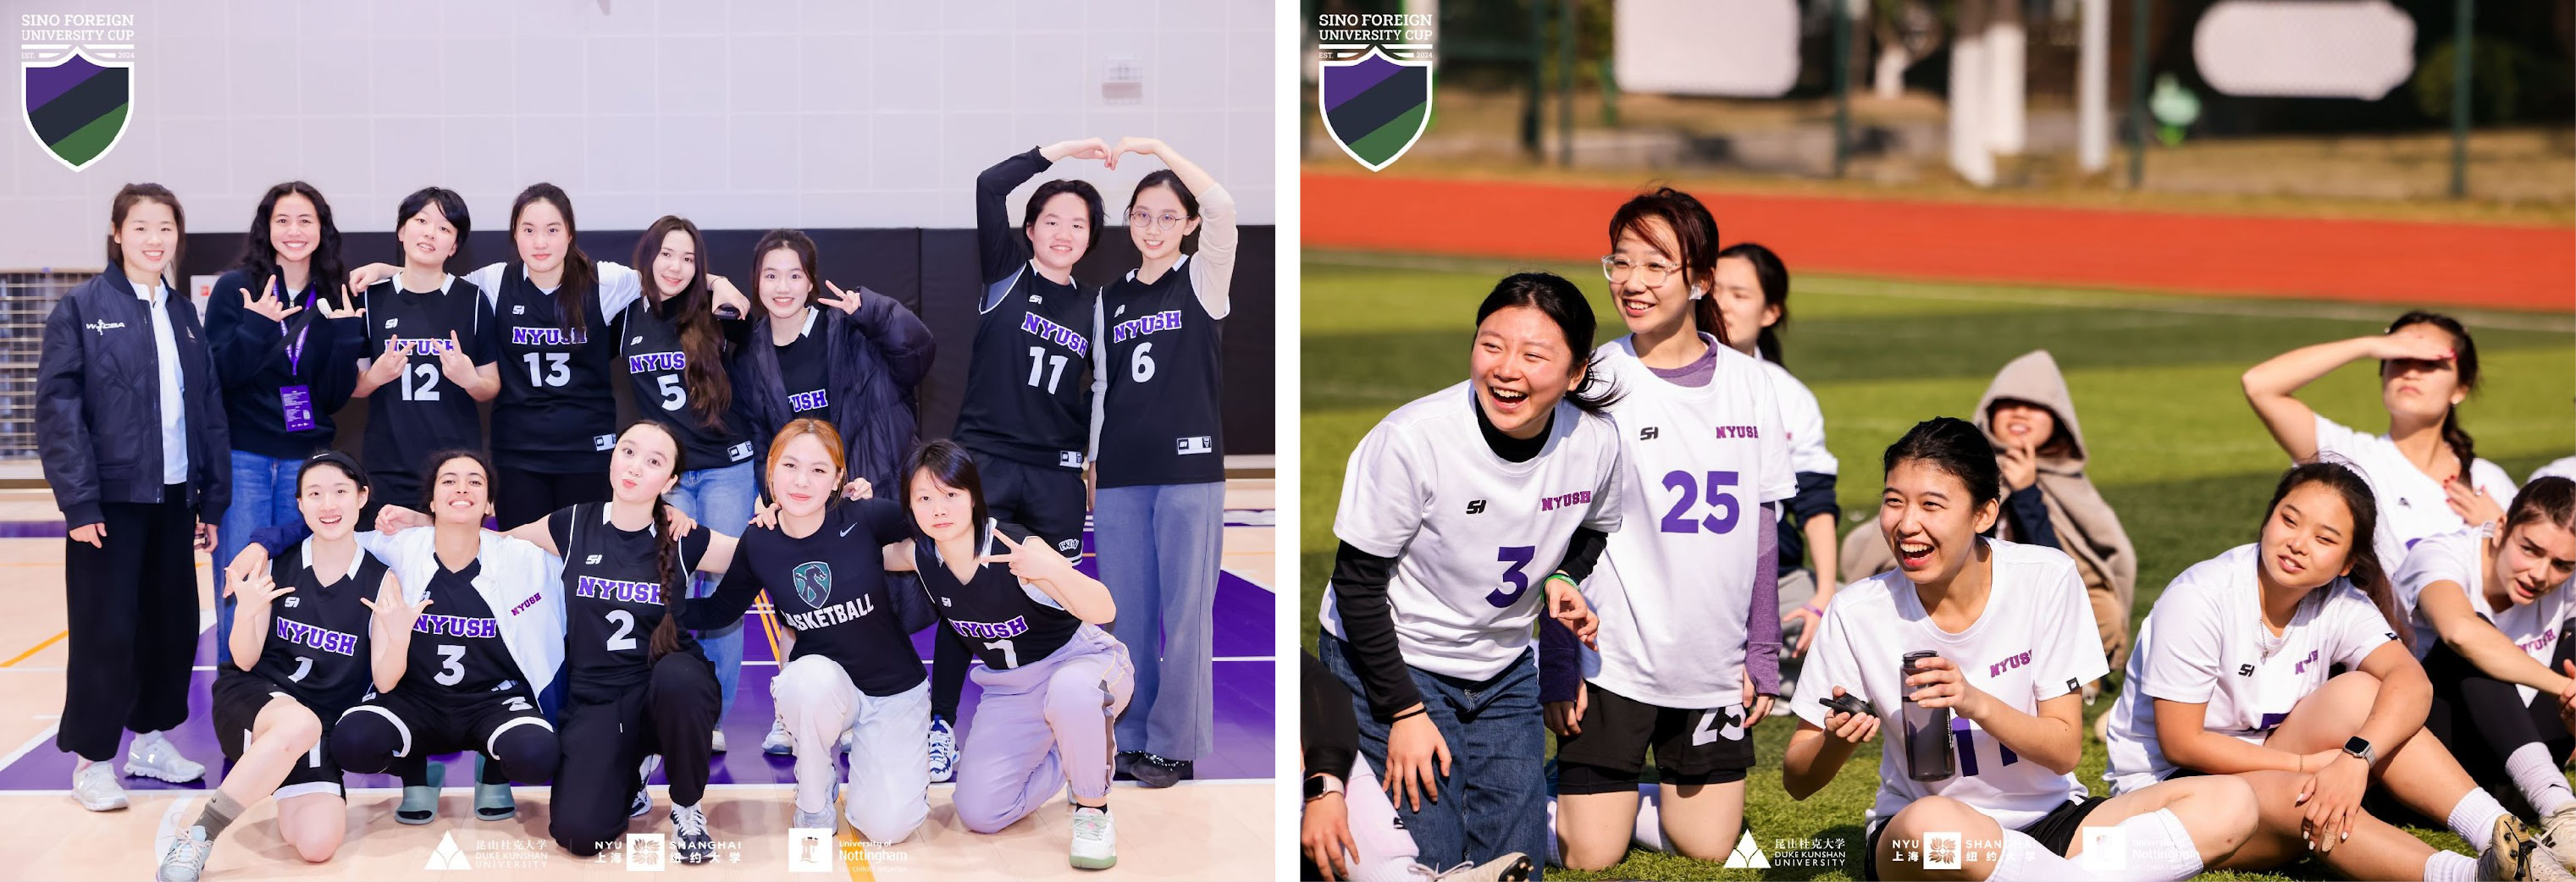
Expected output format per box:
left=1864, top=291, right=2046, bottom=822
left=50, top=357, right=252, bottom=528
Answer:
left=2438, top=407, right=2477, bottom=483
left=647, top=498, right=685, bottom=662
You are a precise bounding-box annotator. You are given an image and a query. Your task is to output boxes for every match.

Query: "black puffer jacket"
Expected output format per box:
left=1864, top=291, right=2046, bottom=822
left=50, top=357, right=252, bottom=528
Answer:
left=731, top=292, right=935, bottom=498
left=37, top=264, right=230, bottom=528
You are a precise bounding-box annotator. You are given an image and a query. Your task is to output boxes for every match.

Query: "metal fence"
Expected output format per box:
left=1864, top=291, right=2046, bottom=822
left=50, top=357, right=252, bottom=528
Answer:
left=0, top=273, right=91, bottom=462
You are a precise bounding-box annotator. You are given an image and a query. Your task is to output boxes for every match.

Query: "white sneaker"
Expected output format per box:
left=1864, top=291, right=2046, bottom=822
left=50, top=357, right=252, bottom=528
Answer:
left=792, top=779, right=840, bottom=831
left=631, top=755, right=661, bottom=819
left=70, top=759, right=127, bottom=811
left=1070, top=806, right=1116, bottom=869
left=763, top=719, right=793, bottom=755
left=124, top=731, right=205, bottom=783
left=156, top=824, right=212, bottom=882
left=710, top=728, right=728, bottom=753
left=926, top=716, right=958, bottom=784
left=1427, top=853, right=1535, bottom=881
left=671, top=802, right=715, bottom=864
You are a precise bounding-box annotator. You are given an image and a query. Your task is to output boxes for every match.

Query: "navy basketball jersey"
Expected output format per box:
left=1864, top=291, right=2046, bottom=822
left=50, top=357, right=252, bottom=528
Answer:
left=490, top=265, right=619, bottom=471
left=915, top=520, right=1085, bottom=670
left=405, top=559, right=523, bottom=696
left=551, top=502, right=710, bottom=699
left=254, top=541, right=386, bottom=714
left=954, top=267, right=1096, bottom=471
left=1097, top=257, right=1224, bottom=487
left=362, top=276, right=494, bottom=482
left=620, top=304, right=755, bottom=468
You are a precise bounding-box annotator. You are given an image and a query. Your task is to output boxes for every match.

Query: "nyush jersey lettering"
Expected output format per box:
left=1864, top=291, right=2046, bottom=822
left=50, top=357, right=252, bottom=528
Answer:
left=484, top=263, right=633, bottom=470
left=253, top=543, right=385, bottom=711
left=1791, top=539, right=2108, bottom=829
left=955, top=268, right=1095, bottom=471
left=550, top=502, right=711, bottom=698
left=1584, top=339, right=1795, bottom=708
left=361, top=277, right=492, bottom=482
left=620, top=307, right=755, bottom=466
left=2396, top=527, right=2573, bottom=704
left=1318, top=381, right=1625, bottom=681
left=408, top=562, right=520, bottom=695
left=917, top=519, right=1085, bottom=670
left=2102, top=543, right=2396, bottom=793
left=1097, top=256, right=1226, bottom=487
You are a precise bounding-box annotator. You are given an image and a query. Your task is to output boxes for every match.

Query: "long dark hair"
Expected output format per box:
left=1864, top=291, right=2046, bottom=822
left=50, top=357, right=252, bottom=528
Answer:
left=904, top=439, right=990, bottom=542
left=1474, top=272, right=1620, bottom=415
left=2384, top=311, right=2480, bottom=478
left=105, top=183, right=184, bottom=285
left=1882, top=416, right=2004, bottom=513
left=1716, top=242, right=1791, bottom=367
left=239, top=181, right=347, bottom=308
left=2265, top=461, right=2409, bottom=649
left=634, top=216, right=731, bottom=428
left=511, top=183, right=594, bottom=331
left=611, top=420, right=691, bottom=662
left=751, top=229, right=820, bottom=310
left=1024, top=179, right=1105, bottom=253
left=1607, top=186, right=1725, bottom=349
left=2506, top=477, right=2576, bottom=538
left=1128, top=170, right=1202, bottom=254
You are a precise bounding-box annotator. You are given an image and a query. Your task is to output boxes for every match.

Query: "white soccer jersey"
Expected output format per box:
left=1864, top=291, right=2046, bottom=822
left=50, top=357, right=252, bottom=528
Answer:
left=2103, top=543, right=2399, bottom=794
left=1792, top=539, right=2109, bottom=830
left=1581, top=337, right=1796, bottom=708
left=2532, top=458, right=2576, bottom=484
left=2312, top=414, right=2517, bottom=571
left=1756, top=357, right=1838, bottom=477
left=1320, top=381, right=1627, bottom=681
left=2396, top=528, right=2573, bottom=703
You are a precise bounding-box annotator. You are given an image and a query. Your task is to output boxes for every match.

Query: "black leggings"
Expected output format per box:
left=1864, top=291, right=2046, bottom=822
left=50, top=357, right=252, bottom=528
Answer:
left=2423, top=637, right=2576, bottom=816
left=550, top=651, right=721, bottom=857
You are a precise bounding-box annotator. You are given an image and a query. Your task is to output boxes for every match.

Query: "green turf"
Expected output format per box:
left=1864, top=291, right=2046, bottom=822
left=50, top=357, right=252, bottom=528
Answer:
left=1298, top=251, right=2576, bottom=880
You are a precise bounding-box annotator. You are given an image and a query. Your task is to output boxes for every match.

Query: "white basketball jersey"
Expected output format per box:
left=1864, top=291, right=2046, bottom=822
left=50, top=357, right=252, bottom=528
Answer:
left=1321, top=381, right=1626, bottom=682
left=2396, top=528, right=2573, bottom=705
left=1792, top=539, right=2109, bottom=830
left=2103, top=543, right=2398, bottom=793
left=1582, top=338, right=1797, bottom=708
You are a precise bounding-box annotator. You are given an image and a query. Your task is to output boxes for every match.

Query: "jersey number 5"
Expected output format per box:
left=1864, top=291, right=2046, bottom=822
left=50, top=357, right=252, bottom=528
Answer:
left=1659, top=470, right=1741, bottom=535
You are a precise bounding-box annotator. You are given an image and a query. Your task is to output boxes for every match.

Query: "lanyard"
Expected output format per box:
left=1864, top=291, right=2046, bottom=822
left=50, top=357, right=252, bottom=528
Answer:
left=279, top=284, right=315, bottom=373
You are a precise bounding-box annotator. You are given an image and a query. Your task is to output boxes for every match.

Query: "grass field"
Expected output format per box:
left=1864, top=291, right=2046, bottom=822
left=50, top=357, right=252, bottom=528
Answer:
left=1299, top=250, right=2576, bottom=880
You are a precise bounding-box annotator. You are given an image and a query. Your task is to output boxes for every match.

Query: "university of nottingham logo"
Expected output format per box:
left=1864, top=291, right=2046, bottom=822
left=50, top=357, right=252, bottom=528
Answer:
left=19, top=14, right=136, bottom=172
left=1314, top=14, right=1434, bottom=172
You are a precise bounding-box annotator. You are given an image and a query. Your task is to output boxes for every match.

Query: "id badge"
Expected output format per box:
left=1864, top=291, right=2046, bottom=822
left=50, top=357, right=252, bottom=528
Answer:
left=280, top=384, right=315, bottom=433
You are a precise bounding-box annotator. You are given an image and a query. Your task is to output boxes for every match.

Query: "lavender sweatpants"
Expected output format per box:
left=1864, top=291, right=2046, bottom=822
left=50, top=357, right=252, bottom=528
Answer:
left=953, top=625, right=1136, bottom=834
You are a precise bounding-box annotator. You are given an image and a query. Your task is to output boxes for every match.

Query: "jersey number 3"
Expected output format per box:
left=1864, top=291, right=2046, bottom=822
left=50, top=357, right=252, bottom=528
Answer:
left=1487, top=545, right=1538, bottom=608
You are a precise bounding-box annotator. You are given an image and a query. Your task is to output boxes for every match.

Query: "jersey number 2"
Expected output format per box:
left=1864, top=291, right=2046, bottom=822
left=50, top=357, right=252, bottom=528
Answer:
left=605, top=609, right=638, bottom=652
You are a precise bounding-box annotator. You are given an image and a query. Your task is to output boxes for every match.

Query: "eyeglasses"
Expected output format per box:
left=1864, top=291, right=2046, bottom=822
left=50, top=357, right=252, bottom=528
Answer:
left=1127, top=210, right=1188, bottom=232
left=1600, top=255, right=1680, bottom=286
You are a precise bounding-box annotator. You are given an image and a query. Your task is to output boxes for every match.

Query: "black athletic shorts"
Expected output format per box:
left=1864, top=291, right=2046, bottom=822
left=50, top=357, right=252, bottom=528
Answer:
left=1554, top=683, right=1755, bottom=792
left=1860, top=796, right=2107, bottom=881
left=213, top=670, right=345, bottom=800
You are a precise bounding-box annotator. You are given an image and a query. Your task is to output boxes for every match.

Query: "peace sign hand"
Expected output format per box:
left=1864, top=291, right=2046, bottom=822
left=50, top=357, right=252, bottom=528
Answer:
left=980, top=525, right=1074, bottom=582
left=242, top=275, right=302, bottom=324
left=315, top=284, right=365, bottom=322
left=818, top=281, right=863, bottom=316
left=363, top=336, right=407, bottom=388
left=436, top=331, right=478, bottom=385
left=361, top=591, right=434, bottom=635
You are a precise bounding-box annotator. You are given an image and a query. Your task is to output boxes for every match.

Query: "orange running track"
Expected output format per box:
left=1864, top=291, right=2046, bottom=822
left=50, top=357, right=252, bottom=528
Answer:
left=1304, top=174, right=2575, bottom=311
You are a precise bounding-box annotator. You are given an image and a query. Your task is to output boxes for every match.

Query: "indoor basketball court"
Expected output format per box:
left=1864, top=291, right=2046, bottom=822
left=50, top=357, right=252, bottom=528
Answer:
left=0, top=471, right=1277, bottom=880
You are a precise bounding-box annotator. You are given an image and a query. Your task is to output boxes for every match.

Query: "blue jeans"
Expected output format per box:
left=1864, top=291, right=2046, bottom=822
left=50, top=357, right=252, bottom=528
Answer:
left=1095, top=482, right=1223, bottom=761
left=666, top=460, right=755, bottom=714
left=1318, top=633, right=1547, bottom=877
left=215, top=449, right=305, bottom=666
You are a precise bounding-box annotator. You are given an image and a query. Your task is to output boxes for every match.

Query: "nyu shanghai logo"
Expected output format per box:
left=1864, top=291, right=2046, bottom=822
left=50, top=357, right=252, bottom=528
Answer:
left=20, top=14, right=136, bottom=172
left=1314, top=14, right=1434, bottom=172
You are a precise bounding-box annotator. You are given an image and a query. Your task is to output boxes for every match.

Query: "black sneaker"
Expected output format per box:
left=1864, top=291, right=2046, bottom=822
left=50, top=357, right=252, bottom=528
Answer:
left=671, top=803, right=716, bottom=864
left=1129, top=752, right=1190, bottom=788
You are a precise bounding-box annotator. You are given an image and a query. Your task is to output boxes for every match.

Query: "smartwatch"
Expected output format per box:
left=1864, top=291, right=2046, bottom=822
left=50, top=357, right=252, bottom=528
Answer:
left=1305, top=773, right=1344, bottom=802
left=2343, top=736, right=2377, bottom=768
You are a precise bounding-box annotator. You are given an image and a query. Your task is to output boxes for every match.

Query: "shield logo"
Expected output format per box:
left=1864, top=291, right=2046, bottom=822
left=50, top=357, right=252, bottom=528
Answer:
left=1319, top=46, right=1432, bottom=172
left=791, top=561, right=832, bottom=609
left=23, top=47, right=132, bottom=172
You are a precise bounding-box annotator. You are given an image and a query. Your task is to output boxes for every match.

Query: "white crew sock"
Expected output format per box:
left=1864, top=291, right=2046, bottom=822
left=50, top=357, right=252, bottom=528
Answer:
left=1987, top=830, right=2087, bottom=881
left=1631, top=785, right=1670, bottom=852
left=2451, top=787, right=2510, bottom=852
left=2076, top=808, right=2208, bottom=881
left=2507, top=743, right=2576, bottom=818
left=1544, top=797, right=1561, bottom=866
left=2425, top=850, right=2476, bottom=882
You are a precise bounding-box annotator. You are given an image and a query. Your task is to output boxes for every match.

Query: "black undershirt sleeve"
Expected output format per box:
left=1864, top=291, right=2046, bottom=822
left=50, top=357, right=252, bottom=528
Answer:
left=1328, top=541, right=1422, bottom=721
left=1301, top=652, right=1360, bottom=780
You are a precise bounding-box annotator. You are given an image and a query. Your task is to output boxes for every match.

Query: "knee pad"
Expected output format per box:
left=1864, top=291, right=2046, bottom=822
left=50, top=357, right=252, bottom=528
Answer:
left=489, top=720, right=558, bottom=785
left=328, top=710, right=404, bottom=775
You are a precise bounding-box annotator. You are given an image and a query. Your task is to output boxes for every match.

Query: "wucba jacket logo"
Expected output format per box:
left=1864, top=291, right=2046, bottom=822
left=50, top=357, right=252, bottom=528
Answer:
left=23, top=43, right=133, bottom=172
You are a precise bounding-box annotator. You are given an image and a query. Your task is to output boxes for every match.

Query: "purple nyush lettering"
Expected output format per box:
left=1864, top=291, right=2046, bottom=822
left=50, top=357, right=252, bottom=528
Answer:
left=1538, top=490, right=1594, bottom=511
left=627, top=352, right=685, bottom=373
left=1018, top=311, right=1090, bottom=356
left=1711, top=425, right=1762, bottom=438
left=949, top=616, right=1031, bottom=641
left=275, top=618, right=359, bottom=656
left=510, top=327, right=588, bottom=346
left=788, top=389, right=829, bottom=411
